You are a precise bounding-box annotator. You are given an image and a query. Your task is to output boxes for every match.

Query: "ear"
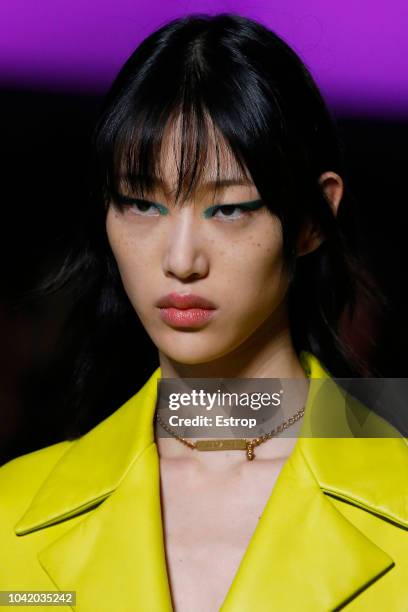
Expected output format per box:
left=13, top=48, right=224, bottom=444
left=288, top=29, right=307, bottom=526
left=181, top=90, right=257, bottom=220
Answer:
left=318, top=171, right=344, bottom=216
left=296, top=171, right=344, bottom=257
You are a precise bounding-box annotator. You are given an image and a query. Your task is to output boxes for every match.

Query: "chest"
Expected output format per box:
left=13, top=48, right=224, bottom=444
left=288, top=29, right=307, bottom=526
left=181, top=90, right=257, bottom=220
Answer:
left=158, top=457, right=286, bottom=612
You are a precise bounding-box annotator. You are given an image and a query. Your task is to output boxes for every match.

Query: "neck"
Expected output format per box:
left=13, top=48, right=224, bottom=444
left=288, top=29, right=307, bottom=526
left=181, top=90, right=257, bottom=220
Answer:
left=156, top=307, right=308, bottom=468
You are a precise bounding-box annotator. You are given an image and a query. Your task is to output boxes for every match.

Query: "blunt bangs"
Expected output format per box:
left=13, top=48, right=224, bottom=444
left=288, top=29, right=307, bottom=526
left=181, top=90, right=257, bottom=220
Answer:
left=108, top=104, right=252, bottom=208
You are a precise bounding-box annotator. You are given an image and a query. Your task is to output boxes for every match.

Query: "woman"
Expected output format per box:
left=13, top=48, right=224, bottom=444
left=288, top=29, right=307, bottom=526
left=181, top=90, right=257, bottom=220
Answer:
left=1, top=13, right=407, bottom=612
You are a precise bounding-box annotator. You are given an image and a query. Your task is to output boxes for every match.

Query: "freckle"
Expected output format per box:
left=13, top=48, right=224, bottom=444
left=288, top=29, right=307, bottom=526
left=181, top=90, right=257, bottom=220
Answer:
left=257, top=243, right=261, bottom=247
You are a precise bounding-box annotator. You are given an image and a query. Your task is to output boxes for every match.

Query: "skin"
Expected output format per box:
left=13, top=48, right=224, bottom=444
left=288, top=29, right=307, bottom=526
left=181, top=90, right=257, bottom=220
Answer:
left=106, top=116, right=343, bottom=460
left=106, top=116, right=344, bottom=611
left=105, top=115, right=343, bottom=428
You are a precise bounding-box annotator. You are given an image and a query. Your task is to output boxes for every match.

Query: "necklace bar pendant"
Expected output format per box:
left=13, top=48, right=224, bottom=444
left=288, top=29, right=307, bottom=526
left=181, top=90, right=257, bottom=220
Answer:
left=195, top=439, right=247, bottom=451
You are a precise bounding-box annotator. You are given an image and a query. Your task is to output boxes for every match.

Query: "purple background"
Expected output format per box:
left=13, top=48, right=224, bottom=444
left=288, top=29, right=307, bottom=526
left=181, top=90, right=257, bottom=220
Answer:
left=0, top=0, right=407, bottom=117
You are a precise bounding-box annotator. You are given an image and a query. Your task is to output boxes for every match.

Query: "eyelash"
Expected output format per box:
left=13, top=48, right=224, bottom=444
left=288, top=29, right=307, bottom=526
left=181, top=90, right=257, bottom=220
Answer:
left=114, top=196, right=263, bottom=220
left=204, top=204, right=260, bottom=220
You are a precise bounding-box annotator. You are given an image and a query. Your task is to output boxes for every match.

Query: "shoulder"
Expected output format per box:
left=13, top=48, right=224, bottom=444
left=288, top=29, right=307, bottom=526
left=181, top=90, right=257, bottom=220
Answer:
left=0, top=440, right=73, bottom=523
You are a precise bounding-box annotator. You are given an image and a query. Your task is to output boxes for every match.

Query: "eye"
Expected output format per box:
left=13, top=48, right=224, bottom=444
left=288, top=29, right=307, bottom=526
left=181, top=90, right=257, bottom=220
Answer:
left=114, top=194, right=168, bottom=216
left=129, top=200, right=161, bottom=216
left=212, top=205, right=248, bottom=219
left=203, top=200, right=265, bottom=220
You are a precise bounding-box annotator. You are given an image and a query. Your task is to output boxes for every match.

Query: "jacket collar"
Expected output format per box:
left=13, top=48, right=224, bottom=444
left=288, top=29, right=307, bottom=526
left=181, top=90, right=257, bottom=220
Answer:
left=14, top=351, right=408, bottom=611
left=15, top=364, right=160, bottom=535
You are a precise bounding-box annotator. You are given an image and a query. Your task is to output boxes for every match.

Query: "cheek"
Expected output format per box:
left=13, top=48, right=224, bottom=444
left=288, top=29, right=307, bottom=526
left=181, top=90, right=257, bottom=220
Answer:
left=221, top=225, right=288, bottom=307
left=203, top=230, right=289, bottom=358
left=106, top=213, right=154, bottom=302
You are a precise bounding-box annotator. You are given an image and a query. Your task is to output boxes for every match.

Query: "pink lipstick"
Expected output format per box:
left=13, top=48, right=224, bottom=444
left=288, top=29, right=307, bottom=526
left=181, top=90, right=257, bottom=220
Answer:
left=156, top=292, right=217, bottom=328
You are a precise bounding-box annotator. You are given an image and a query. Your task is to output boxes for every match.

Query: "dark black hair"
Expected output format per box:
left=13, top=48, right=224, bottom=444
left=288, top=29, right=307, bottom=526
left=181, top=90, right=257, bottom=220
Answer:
left=19, top=12, right=385, bottom=440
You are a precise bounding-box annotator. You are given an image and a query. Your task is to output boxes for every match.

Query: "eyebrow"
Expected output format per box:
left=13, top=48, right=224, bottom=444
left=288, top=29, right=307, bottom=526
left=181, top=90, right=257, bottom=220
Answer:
left=118, top=174, right=253, bottom=189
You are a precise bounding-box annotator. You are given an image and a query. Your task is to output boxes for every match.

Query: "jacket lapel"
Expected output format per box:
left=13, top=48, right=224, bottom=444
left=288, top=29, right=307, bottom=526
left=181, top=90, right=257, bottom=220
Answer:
left=14, top=367, right=161, bottom=536
left=14, top=352, right=408, bottom=611
left=37, top=442, right=173, bottom=612
left=14, top=368, right=170, bottom=612
left=220, top=438, right=395, bottom=611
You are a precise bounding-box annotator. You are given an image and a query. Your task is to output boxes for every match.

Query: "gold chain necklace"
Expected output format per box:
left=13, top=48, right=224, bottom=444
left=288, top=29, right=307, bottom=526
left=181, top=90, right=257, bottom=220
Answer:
left=155, top=406, right=305, bottom=461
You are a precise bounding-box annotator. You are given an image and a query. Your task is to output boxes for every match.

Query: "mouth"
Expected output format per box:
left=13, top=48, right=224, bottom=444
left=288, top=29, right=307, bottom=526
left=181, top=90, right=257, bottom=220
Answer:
left=158, top=306, right=216, bottom=328
left=155, top=292, right=217, bottom=328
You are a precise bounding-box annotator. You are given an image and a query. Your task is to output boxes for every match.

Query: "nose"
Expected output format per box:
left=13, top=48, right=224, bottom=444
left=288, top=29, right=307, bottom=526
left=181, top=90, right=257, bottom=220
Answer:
left=163, top=208, right=209, bottom=281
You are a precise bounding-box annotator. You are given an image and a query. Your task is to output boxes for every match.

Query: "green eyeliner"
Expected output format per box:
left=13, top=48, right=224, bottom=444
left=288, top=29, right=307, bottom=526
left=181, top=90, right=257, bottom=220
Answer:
left=202, top=199, right=264, bottom=218
left=117, top=193, right=264, bottom=218
left=153, top=203, right=169, bottom=215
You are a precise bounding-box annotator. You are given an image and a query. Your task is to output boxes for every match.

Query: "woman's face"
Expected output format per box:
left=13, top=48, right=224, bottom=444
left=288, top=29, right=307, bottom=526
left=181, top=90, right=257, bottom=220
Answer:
left=105, top=120, right=291, bottom=366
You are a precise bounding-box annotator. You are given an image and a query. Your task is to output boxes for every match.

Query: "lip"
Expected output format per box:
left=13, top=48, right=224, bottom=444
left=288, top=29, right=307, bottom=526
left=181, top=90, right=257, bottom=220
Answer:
left=156, top=292, right=217, bottom=328
left=156, top=292, right=216, bottom=309
left=159, top=307, right=216, bottom=328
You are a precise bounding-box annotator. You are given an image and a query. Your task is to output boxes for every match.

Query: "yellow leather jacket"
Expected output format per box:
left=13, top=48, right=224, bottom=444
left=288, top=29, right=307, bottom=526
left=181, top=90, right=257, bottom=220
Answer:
left=1, top=351, right=407, bottom=611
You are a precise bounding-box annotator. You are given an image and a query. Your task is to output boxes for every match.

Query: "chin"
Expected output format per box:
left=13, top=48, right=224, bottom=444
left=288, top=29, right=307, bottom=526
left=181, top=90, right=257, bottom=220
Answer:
left=157, top=338, right=229, bottom=366
left=161, top=349, right=222, bottom=366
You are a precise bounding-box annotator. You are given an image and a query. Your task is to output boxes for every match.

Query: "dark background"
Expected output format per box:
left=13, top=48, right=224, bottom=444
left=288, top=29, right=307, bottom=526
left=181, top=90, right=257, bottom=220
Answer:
left=0, top=88, right=407, bottom=465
